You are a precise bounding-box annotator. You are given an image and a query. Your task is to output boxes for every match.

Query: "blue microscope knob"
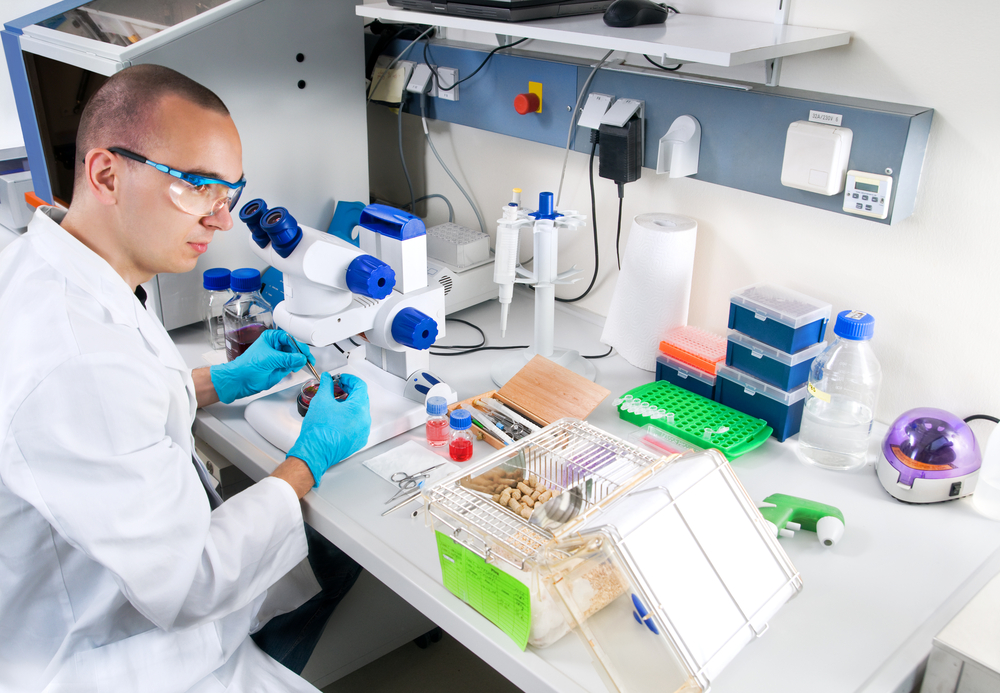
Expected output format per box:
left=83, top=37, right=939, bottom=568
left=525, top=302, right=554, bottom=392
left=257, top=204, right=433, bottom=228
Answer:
left=259, top=206, right=303, bottom=258
left=240, top=199, right=270, bottom=249
left=391, top=307, right=438, bottom=350
left=345, top=254, right=395, bottom=299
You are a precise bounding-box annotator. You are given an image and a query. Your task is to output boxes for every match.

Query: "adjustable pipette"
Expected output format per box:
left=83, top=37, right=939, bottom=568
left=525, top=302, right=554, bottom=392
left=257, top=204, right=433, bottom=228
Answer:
left=494, top=189, right=523, bottom=337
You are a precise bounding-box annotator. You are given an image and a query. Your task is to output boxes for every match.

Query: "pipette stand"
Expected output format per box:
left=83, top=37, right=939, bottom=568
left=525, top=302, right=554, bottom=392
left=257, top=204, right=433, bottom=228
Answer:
left=491, top=200, right=596, bottom=387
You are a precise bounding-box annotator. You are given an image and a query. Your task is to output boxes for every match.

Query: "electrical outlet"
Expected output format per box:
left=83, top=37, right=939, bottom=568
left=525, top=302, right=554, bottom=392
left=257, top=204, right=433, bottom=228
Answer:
left=436, top=67, right=459, bottom=101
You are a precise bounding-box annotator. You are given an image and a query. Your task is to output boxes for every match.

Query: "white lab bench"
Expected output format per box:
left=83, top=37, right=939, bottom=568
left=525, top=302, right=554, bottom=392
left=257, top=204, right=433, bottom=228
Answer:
left=171, top=289, right=1000, bottom=693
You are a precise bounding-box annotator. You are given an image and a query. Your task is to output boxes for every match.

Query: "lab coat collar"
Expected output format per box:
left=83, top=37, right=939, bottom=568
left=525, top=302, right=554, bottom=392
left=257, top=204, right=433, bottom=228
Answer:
left=26, top=207, right=189, bottom=373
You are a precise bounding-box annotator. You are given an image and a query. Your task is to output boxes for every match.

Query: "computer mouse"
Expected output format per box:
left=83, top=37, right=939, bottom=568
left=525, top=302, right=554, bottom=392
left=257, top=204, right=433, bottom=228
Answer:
left=603, top=0, right=669, bottom=27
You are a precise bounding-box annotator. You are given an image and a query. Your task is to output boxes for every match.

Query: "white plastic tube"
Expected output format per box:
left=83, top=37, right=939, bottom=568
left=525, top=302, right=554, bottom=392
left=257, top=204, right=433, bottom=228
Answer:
left=533, top=219, right=557, bottom=358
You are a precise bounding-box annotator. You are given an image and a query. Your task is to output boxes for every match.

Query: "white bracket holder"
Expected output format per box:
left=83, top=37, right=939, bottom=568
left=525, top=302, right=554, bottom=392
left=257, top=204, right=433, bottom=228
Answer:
left=766, top=0, right=791, bottom=86
left=656, top=115, right=701, bottom=178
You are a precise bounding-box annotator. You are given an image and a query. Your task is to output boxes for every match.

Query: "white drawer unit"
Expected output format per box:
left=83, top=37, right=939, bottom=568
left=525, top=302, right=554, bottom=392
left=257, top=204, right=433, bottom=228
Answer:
left=843, top=170, right=893, bottom=219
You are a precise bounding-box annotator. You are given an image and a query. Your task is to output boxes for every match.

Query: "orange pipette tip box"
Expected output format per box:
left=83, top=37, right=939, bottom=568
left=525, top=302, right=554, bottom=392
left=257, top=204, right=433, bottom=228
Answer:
left=659, top=326, right=727, bottom=375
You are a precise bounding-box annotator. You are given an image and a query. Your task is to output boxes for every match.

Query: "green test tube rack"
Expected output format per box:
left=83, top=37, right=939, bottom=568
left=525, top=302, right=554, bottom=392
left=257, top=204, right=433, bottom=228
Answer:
left=616, top=380, right=772, bottom=460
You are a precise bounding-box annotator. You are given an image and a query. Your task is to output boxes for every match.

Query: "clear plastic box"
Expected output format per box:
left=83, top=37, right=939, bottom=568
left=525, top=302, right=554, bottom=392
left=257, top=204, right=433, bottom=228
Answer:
left=716, top=364, right=808, bottom=442
left=726, top=331, right=826, bottom=391
left=659, top=326, right=727, bottom=375
left=656, top=353, right=717, bottom=400
left=424, top=420, right=802, bottom=692
left=728, top=283, right=831, bottom=354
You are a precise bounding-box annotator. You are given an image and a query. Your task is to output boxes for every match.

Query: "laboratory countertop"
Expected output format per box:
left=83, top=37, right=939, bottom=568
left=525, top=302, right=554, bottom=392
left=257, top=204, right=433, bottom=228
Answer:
left=172, top=289, right=1000, bottom=693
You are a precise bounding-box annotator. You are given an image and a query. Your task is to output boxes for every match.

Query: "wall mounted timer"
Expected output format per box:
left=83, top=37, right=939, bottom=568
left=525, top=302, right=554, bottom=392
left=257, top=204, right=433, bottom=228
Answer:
left=843, top=170, right=892, bottom=219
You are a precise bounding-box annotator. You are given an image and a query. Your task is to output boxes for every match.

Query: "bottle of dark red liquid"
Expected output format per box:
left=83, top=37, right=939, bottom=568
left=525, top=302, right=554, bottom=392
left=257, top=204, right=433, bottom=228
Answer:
left=448, top=409, right=474, bottom=462
left=223, top=268, right=273, bottom=362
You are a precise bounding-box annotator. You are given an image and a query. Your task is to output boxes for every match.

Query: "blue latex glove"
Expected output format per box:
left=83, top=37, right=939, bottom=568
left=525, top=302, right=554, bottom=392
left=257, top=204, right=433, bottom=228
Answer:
left=288, top=373, right=371, bottom=486
left=210, top=329, right=313, bottom=404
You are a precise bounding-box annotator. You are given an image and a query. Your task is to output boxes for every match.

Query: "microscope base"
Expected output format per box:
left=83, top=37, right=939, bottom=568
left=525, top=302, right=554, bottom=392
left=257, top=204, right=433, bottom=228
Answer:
left=490, top=348, right=597, bottom=387
left=245, top=359, right=425, bottom=455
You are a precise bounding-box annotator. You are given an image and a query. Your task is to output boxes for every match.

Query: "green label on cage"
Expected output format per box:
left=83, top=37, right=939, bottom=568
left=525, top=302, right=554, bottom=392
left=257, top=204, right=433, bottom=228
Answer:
left=435, top=531, right=531, bottom=650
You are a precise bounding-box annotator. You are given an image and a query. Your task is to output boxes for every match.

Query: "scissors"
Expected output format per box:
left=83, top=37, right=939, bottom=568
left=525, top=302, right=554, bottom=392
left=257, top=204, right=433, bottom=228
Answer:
left=386, top=463, right=446, bottom=503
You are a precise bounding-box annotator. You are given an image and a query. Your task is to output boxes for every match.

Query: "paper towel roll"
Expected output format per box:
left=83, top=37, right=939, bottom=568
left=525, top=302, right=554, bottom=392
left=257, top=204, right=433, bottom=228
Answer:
left=601, top=213, right=697, bottom=371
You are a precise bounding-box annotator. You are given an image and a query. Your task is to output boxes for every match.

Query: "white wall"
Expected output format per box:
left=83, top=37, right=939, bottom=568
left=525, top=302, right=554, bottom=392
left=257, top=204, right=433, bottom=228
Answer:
left=367, top=0, right=1000, bottom=425
left=4, top=1, right=997, bottom=423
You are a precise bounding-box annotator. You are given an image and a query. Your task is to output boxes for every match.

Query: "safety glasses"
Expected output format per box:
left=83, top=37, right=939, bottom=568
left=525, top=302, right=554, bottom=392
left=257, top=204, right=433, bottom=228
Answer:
left=108, top=146, right=246, bottom=218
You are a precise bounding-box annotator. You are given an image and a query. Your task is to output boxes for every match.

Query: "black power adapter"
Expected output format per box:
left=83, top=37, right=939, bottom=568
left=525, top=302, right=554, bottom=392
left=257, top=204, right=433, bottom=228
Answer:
left=596, top=114, right=643, bottom=270
left=598, top=115, right=643, bottom=188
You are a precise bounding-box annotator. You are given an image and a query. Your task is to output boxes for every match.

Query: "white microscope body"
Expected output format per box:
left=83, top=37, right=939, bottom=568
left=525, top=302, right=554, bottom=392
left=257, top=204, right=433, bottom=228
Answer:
left=242, top=200, right=444, bottom=379
left=240, top=200, right=446, bottom=454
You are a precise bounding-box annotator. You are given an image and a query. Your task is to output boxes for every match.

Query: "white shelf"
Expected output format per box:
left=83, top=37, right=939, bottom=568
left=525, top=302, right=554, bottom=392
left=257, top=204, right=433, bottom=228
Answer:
left=356, top=2, right=850, bottom=68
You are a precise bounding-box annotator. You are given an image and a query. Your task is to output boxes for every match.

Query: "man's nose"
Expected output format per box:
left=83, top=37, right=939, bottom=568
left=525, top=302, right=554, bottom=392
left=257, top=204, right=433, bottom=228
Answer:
left=203, top=203, right=234, bottom=231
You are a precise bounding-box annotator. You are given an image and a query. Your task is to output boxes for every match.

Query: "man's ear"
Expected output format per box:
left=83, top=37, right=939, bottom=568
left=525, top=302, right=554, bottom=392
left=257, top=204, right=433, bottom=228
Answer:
left=83, top=149, right=119, bottom=206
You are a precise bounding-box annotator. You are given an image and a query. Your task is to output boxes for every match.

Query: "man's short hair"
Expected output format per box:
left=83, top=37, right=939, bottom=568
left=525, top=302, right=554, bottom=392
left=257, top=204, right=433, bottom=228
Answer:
left=74, top=64, right=229, bottom=184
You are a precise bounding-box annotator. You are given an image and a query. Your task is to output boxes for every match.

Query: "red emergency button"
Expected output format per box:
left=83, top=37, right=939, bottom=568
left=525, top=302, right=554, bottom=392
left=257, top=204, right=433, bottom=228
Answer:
left=514, top=92, right=541, bottom=115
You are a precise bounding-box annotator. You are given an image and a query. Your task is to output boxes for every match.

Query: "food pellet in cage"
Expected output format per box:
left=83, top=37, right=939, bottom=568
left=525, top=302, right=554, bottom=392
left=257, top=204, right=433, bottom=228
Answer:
left=572, top=560, right=628, bottom=620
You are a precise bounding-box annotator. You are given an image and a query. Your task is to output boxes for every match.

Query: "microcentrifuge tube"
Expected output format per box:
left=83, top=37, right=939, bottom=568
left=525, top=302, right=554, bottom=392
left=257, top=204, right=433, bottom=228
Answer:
left=717, top=426, right=729, bottom=435
left=703, top=428, right=713, bottom=441
left=666, top=413, right=675, bottom=425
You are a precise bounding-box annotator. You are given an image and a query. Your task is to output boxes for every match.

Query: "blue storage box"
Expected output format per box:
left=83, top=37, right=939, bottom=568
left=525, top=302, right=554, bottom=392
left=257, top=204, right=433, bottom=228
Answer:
left=716, top=365, right=807, bottom=442
left=656, top=354, right=717, bottom=401
left=725, top=332, right=826, bottom=391
left=728, top=284, right=831, bottom=353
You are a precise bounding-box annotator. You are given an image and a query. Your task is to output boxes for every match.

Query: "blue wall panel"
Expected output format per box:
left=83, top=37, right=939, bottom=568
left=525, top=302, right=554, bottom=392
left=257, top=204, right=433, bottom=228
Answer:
left=375, top=38, right=932, bottom=224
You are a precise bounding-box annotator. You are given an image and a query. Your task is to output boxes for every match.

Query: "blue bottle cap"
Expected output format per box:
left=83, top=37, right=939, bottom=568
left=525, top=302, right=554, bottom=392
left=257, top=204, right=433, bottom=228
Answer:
left=450, top=408, right=472, bottom=430
left=833, top=310, right=875, bottom=341
left=203, top=267, right=230, bottom=291
left=426, top=396, right=447, bottom=416
left=230, top=268, right=262, bottom=293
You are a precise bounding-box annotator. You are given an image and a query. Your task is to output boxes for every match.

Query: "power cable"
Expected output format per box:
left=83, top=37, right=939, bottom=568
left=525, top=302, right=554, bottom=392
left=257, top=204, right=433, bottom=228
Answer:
left=615, top=184, right=624, bottom=270
left=411, top=193, right=455, bottom=222
left=583, top=346, right=614, bottom=359
left=555, top=49, right=615, bottom=207
left=643, top=54, right=683, bottom=71
left=423, top=37, right=529, bottom=92
left=419, top=90, right=487, bottom=233
left=556, top=138, right=599, bottom=303
left=366, top=26, right=435, bottom=103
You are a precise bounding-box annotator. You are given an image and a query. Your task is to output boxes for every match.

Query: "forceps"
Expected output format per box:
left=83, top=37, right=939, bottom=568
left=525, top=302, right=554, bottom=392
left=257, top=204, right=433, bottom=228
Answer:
left=386, top=463, right=445, bottom=503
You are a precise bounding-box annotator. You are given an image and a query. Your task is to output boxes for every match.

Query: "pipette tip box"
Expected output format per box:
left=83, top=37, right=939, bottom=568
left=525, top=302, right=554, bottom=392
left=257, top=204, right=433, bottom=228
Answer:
left=728, top=283, right=831, bottom=354
left=659, top=325, right=727, bottom=375
left=725, top=331, right=826, bottom=392
left=716, top=365, right=807, bottom=442
left=656, top=353, right=717, bottom=401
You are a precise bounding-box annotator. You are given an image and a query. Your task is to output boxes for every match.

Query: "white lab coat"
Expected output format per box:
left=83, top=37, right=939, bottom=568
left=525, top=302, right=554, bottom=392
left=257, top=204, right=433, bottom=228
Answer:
left=0, top=208, right=321, bottom=693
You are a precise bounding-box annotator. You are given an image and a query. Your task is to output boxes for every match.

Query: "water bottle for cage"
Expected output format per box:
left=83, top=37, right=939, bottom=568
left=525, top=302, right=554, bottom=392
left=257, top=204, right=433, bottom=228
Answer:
left=223, top=268, right=273, bottom=362
left=798, top=310, right=881, bottom=471
left=202, top=268, right=232, bottom=351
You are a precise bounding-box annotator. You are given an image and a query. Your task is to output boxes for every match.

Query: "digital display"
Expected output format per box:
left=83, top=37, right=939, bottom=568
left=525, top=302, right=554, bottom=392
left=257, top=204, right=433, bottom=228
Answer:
left=855, top=180, right=880, bottom=193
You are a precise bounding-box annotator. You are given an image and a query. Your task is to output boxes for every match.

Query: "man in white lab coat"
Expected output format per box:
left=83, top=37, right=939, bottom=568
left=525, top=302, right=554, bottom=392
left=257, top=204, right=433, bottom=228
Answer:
left=0, top=64, right=371, bottom=692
